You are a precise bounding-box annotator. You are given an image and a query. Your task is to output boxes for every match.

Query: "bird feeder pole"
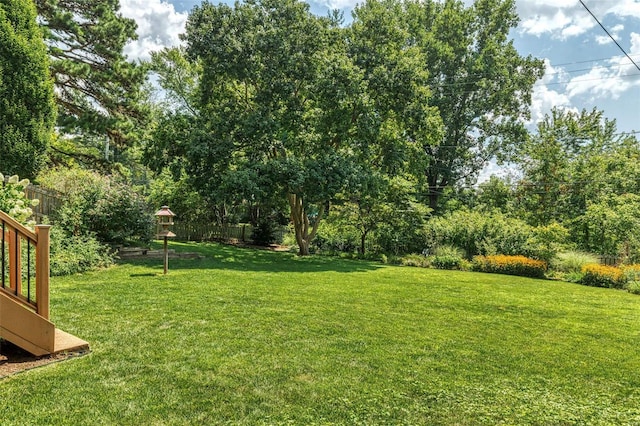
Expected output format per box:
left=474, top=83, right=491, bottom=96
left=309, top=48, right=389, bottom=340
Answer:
left=155, top=206, right=176, bottom=275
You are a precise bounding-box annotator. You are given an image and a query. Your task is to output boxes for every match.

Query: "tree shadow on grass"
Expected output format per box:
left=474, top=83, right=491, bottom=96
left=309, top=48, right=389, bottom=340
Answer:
left=119, top=241, right=382, bottom=274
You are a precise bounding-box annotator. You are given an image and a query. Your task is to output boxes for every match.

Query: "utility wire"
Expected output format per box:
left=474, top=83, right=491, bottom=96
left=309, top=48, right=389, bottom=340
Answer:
left=552, top=53, right=640, bottom=68
left=579, top=0, right=640, bottom=72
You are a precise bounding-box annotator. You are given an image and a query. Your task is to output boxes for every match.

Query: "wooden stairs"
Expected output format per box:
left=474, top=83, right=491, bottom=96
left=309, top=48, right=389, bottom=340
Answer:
left=0, top=210, right=88, bottom=356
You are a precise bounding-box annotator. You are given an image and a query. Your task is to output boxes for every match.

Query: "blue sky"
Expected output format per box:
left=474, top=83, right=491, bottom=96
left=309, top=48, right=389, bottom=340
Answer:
left=120, top=0, right=640, bottom=135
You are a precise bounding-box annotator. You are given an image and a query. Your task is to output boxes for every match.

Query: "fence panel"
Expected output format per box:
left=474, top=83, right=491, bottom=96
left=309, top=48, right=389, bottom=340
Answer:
left=2, top=177, right=62, bottom=224
left=599, top=255, right=620, bottom=266
left=24, top=186, right=62, bottom=224
left=171, top=222, right=289, bottom=244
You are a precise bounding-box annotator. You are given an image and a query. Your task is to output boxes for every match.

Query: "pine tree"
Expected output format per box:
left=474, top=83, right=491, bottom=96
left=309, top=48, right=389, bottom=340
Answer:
left=35, top=0, right=148, bottom=170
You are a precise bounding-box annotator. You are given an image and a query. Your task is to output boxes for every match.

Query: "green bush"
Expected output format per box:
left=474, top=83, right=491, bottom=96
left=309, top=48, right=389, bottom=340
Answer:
left=625, top=281, right=640, bottom=295
left=38, top=167, right=154, bottom=244
left=580, top=264, right=626, bottom=289
left=429, top=245, right=465, bottom=270
left=426, top=210, right=568, bottom=262
left=430, top=255, right=463, bottom=270
left=49, top=227, right=114, bottom=276
left=425, top=210, right=567, bottom=262
left=312, top=221, right=359, bottom=254
left=400, top=254, right=430, bottom=268
left=622, top=265, right=640, bottom=294
left=473, top=255, right=547, bottom=278
left=250, top=218, right=278, bottom=246
left=551, top=251, right=601, bottom=273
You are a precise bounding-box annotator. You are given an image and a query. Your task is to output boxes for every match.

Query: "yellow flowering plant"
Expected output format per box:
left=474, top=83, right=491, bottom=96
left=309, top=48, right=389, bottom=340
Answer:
left=473, top=254, right=548, bottom=278
left=580, top=263, right=627, bottom=289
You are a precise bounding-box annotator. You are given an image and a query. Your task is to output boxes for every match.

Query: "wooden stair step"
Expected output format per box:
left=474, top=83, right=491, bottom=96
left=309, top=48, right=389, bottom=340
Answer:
left=53, top=329, right=89, bottom=354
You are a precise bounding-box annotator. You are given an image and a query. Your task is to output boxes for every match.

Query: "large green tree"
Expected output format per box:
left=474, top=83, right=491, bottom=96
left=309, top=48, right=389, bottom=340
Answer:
left=35, top=0, right=148, bottom=170
left=184, top=0, right=370, bottom=255
left=515, top=107, right=640, bottom=256
left=402, top=0, right=543, bottom=211
left=349, top=0, right=441, bottom=178
left=0, top=0, right=56, bottom=178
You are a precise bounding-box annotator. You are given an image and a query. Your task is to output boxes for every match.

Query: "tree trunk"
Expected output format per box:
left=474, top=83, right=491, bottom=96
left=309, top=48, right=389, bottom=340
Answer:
left=360, top=230, right=368, bottom=255
left=428, top=190, right=438, bottom=212
left=288, top=193, right=325, bottom=256
left=426, top=171, right=440, bottom=213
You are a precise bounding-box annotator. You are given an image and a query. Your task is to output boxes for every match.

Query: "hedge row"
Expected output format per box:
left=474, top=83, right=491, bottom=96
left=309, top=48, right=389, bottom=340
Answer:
left=472, top=255, right=547, bottom=278
left=580, top=263, right=640, bottom=290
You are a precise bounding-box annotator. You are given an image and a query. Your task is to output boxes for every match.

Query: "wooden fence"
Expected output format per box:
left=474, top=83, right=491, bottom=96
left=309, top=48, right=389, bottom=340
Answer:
left=24, top=185, right=62, bottom=224
left=171, top=222, right=289, bottom=244
left=2, top=177, right=62, bottom=224
left=599, top=255, right=621, bottom=266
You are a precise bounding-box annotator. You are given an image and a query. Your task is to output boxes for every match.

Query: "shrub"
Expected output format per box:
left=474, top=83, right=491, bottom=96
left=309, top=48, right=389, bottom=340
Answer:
left=38, top=167, right=154, bottom=244
left=430, top=255, right=463, bottom=270
left=251, top=218, right=278, bottom=246
left=400, top=254, right=430, bottom=268
left=312, top=221, right=359, bottom=254
left=473, top=255, right=547, bottom=278
left=551, top=251, right=601, bottom=273
left=429, top=245, right=465, bottom=270
left=580, top=264, right=626, bottom=289
left=524, top=222, right=569, bottom=263
left=0, top=174, right=39, bottom=225
left=625, top=281, right=640, bottom=295
left=49, top=227, right=114, bottom=276
left=621, top=265, right=640, bottom=294
left=425, top=210, right=567, bottom=261
left=621, top=264, right=640, bottom=281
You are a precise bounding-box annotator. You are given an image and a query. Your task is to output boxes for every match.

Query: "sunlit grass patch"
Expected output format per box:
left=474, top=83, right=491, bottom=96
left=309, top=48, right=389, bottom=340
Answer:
left=1, top=242, right=639, bottom=424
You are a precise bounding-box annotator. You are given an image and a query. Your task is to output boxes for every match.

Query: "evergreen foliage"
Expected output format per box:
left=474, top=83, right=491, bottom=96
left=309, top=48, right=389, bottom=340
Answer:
left=35, top=0, right=148, bottom=169
left=0, top=0, right=55, bottom=178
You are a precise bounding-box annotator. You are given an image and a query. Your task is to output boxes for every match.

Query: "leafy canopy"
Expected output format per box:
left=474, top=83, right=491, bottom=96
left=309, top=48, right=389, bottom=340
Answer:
left=184, top=0, right=370, bottom=254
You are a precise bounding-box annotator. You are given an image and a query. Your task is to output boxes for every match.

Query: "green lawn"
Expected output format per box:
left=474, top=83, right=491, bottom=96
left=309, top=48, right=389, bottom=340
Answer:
left=1, top=242, right=639, bottom=425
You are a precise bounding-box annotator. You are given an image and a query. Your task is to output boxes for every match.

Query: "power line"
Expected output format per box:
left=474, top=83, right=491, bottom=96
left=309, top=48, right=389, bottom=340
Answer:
left=551, top=53, right=640, bottom=68
left=427, top=65, right=640, bottom=94
left=579, top=0, right=640, bottom=72
left=533, top=71, right=640, bottom=88
left=545, top=62, right=639, bottom=76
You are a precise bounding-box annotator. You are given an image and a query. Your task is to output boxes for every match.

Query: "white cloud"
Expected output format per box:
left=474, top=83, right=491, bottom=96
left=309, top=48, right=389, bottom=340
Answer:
left=610, top=0, right=640, bottom=19
left=611, top=24, right=625, bottom=33
left=120, top=0, right=188, bottom=61
left=309, top=0, right=358, bottom=11
left=631, top=32, right=640, bottom=54
left=516, top=0, right=638, bottom=39
left=564, top=33, right=640, bottom=100
left=596, top=24, right=624, bottom=45
left=528, top=59, right=573, bottom=124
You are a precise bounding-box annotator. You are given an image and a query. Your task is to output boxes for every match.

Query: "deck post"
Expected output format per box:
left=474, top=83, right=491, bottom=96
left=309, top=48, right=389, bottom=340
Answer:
left=35, top=225, right=51, bottom=320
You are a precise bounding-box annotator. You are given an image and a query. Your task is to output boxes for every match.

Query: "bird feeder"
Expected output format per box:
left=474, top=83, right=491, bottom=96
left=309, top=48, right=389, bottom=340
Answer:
left=155, top=206, right=176, bottom=274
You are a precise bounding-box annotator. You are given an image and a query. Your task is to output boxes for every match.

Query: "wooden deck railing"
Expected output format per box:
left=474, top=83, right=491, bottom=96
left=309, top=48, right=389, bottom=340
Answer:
left=0, top=210, right=50, bottom=320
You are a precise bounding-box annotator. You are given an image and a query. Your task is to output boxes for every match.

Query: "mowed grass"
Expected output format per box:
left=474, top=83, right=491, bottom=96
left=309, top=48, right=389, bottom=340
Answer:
left=1, top=242, right=640, bottom=425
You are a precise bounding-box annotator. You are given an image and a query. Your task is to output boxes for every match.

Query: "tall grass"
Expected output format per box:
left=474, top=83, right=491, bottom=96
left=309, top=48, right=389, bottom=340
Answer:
left=552, top=251, right=600, bottom=273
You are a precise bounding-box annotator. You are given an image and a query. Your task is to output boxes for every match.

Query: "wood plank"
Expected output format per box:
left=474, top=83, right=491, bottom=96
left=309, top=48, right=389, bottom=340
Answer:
left=0, top=328, right=49, bottom=356
left=0, top=291, right=55, bottom=354
left=53, top=329, right=89, bottom=354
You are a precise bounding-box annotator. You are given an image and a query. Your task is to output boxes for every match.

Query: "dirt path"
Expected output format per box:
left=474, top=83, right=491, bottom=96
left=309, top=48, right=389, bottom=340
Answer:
left=0, top=340, right=88, bottom=379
